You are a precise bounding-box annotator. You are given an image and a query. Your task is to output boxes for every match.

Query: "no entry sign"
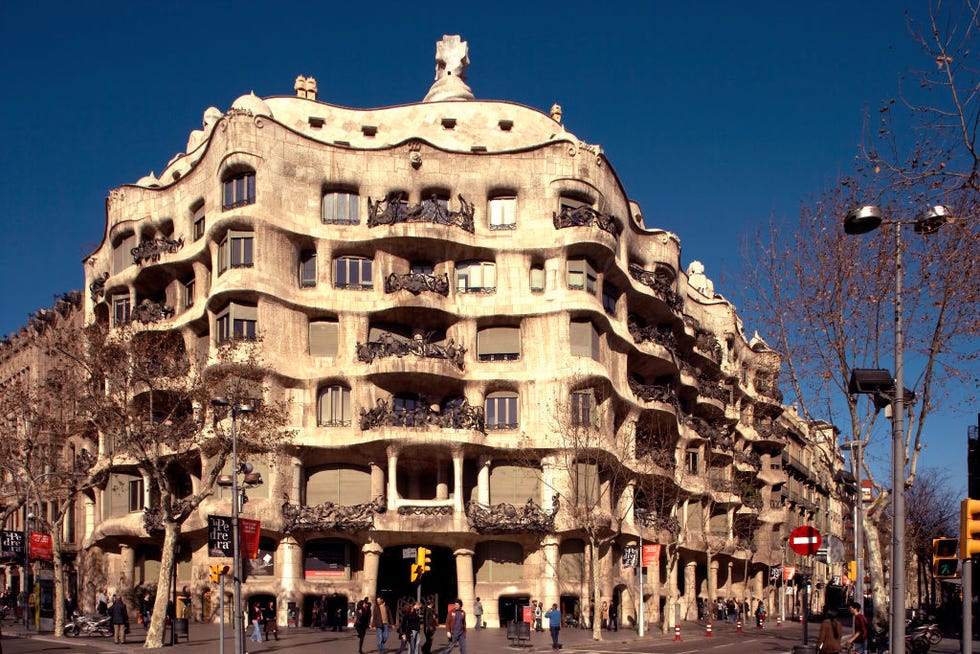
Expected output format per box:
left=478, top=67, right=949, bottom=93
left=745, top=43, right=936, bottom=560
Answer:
left=789, top=526, right=822, bottom=556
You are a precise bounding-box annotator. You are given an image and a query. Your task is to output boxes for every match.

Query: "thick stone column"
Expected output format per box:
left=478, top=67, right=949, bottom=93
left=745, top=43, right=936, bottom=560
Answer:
left=436, top=463, right=449, bottom=500
left=386, top=447, right=399, bottom=509
left=279, top=536, right=303, bottom=625
left=683, top=559, right=697, bottom=620
left=477, top=455, right=491, bottom=505
left=541, top=456, right=556, bottom=510
left=83, top=497, right=96, bottom=540
left=726, top=561, right=734, bottom=596
left=290, top=455, right=302, bottom=501
left=666, top=556, right=679, bottom=628
left=451, top=450, right=464, bottom=513
left=453, top=548, right=475, bottom=626
left=362, top=542, right=383, bottom=601
left=647, top=546, right=662, bottom=624
left=369, top=461, right=385, bottom=504
left=709, top=559, right=719, bottom=602
left=542, top=536, right=559, bottom=612
left=119, top=543, right=135, bottom=598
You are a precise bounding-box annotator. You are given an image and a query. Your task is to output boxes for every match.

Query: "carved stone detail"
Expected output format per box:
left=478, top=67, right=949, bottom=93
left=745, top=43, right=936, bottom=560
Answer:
left=368, top=193, right=475, bottom=233
left=465, top=496, right=559, bottom=534
left=553, top=205, right=622, bottom=239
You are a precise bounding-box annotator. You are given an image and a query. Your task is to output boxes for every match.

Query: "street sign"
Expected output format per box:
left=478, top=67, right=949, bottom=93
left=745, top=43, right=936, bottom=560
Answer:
left=789, top=526, right=822, bottom=556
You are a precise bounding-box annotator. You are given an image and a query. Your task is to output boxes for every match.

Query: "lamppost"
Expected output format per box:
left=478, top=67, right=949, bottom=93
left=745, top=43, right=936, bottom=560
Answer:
left=211, top=398, right=260, bottom=654
left=843, top=204, right=952, bottom=654
left=634, top=508, right=646, bottom=638
left=839, top=440, right=865, bottom=605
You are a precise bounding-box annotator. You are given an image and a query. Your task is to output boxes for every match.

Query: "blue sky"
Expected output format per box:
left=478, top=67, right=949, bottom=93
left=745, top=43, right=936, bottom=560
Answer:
left=1, top=1, right=974, bottom=492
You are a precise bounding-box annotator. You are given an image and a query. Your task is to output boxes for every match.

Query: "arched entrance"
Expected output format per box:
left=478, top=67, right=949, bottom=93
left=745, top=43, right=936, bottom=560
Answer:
left=377, top=545, right=456, bottom=622
left=497, top=594, right=529, bottom=627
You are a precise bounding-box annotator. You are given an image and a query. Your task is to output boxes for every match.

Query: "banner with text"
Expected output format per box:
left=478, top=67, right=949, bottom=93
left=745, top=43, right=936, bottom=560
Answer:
left=208, top=515, right=233, bottom=557
left=641, top=543, right=661, bottom=566
left=239, top=518, right=261, bottom=559
left=1, top=530, right=24, bottom=559
left=29, top=532, right=52, bottom=561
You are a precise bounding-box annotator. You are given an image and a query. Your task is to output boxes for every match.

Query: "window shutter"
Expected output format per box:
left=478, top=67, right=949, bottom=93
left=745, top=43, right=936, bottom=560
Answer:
left=570, top=321, right=592, bottom=357
left=309, top=321, right=338, bottom=356
left=477, top=327, right=520, bottom=356
left=490, top=465, right=539, bottom=505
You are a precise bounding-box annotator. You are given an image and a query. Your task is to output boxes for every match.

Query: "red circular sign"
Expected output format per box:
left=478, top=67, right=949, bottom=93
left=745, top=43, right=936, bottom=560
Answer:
left=789, top=526, right=822, bottom=556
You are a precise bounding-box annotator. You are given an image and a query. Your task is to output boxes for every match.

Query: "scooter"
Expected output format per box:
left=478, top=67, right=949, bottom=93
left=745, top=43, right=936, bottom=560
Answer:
left=63, top=610, right=112, bottom=637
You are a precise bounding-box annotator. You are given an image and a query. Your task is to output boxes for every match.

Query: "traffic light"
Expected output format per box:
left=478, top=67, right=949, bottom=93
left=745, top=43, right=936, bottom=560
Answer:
left=846, top=560, right=857, bottom=582
left=209, top=564, right=230, bottom=583
left=932, top=538, right=959, bottom=578
left=961, top=498, right=980, bottom=559
left=411, top=546, right=432, bottom=583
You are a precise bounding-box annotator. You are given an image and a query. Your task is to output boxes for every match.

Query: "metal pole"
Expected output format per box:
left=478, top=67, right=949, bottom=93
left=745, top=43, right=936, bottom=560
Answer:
left=891, top=219, right=907, bottom=654
left=231, top=409, right=243, bottom=654
left=780, top=546, right=785, bottom=625
left=853, top=443, right=865, bottom=604
left=638, top=529, right=645, bottom=637
left=962, top=558, right=971, bottom=654
left=22, top=487, right=29, bottom=630
left=220, top=575, right=226, bottom=654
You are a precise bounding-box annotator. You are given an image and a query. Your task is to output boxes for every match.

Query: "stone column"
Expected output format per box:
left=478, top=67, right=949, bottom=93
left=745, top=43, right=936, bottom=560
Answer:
left=279, top=536, right=303, bottom=625
left=369, top=460, right=385, bottom=505
left=541, top=456, right=556, bottom=511
left=477, top=455, right=491, bottom=505
left=451, top=450, right=464, bottom=513
left=362, top=542, right=383, bottom=601
left=436, top=463, right=449, bottom=500
left=453, top=548, right=475, bottom=626
left=290, top=455, right=302, bottom=501
left=119, top=543, right=135, bottom=599
left=726, top=561, right=734, bottom=596
left=386, top=446, right=399, bottom=509
left=683, top=559, right=697, bottom=620
left=83, top=497, right=96, bottom=540
left=709, top=559, right=719, bottom=605
left=648, top=547, right=662, bottom=624
left=542, top=536, right=559, bottom=612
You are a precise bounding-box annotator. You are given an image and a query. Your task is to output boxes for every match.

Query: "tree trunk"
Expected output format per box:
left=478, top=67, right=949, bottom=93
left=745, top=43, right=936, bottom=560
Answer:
left=864, top=518, right=888, bottom=630
left=145, top=520, right=179, bottom=648
left=52, top=528, right=65, bottom=637
left=705, top=548, right=715, bottom=617
left=661, top=550, right=678, bottom=634
left=589, top=538, right=602, bottom=641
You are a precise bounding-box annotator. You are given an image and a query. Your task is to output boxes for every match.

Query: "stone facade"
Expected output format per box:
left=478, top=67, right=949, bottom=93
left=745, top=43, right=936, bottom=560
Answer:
left=0, top=37, right=854, bottom=630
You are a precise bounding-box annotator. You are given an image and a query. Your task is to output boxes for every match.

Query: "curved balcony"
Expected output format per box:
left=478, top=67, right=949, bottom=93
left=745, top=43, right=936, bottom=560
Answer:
left=358, top=397, right=485, bottom=434
left=368, top=193, right=475, bottom=233
left=281, top=499, right=384, bottom=534
left=465, top=498, right=558, bottom=534
left=356, top=332, right=466, bottom=371
left=628, top=263, right=684, bottom=313
left=384, top=271, right=451, bottom=297
left=553, top=205, right=623, bottom=240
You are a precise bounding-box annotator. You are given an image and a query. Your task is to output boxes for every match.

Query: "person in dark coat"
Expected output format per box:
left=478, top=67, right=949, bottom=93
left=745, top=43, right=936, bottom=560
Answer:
left=263, top=601, right=279, bottom=641
left=356, top=599, right=372, bottom=654
left=108, top=595, right=129, bottom=644
left=817, top=608, right=843, bottom=654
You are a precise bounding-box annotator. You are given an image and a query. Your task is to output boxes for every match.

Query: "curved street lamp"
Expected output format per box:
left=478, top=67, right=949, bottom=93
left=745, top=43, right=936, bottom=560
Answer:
left=842, top=204, right=952, bottom=654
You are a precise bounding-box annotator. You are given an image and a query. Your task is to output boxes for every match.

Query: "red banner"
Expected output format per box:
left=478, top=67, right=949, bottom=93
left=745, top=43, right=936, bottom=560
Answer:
left=239, top=519, right=260, bottom=559
left=641, top=543, right=661, bottom=566
left=522, top=606, right=533, bottom=624
left=29, top=532, right=52, bottom=561
left=783, top=565, right=796, bottom=581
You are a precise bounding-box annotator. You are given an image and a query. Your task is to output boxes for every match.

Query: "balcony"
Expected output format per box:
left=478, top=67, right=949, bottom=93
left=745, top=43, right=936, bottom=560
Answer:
left=628, top=376, right=678, bottom=406
left=368, top=193, right=475, bottom=233
left=466, top=498, right=558, bottom=534
left=132, top=236, right=184, bottom=266
left=627, top=315, right=678, bottom=352
left=552, top=204, right=623, bottom=239
left=356, top=331, right=466, bottom=371
left=384, top=272, right=450, bottom=296
left=281, top=499, right=383, bottom=533
left=359, top=397, right=485, bottom=433
left=628, top=263, right=683, bottom=312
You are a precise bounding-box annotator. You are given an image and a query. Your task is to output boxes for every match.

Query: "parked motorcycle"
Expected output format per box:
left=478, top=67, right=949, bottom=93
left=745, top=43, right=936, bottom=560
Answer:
left=907, top=622, right=942, bottom=645
left=63, top=611, right=111, bottom=637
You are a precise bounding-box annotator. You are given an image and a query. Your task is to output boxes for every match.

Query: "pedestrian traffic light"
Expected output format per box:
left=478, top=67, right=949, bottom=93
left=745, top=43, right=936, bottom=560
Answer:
left=960, top=498, right=980, bottom=559
left=932, top=538, right=959, bottom=578
left=846, top=560, right=857, bottom=582
left=209, top=564, right=230, bottom=583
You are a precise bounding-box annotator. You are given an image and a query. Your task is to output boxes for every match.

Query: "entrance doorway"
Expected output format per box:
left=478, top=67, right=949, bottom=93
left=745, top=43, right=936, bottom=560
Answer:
left=377, top=545, right=456, bottom=623
left=497, top=595, right=529, bottom=627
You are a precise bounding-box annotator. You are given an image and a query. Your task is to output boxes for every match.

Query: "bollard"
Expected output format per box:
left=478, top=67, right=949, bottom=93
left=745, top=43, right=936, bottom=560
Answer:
left=705, top=621, right=712, bottom=637
left=736, top=619, right=742, bottom=633
left=776, top=615, right=782, bottom=627
left=674, top=624, right=681, bottom=641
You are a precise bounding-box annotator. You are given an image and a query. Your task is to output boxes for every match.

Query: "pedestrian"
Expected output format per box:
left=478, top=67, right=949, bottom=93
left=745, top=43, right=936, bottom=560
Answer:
left=817, top=608, right=843, bottom=653
left=372, top=596, right=392, bottom=654
left=248, top=602, right=264, bottom=642
left=608, top=601, right=617, bottom=631
left=108, top=594, right=129, bottom=644
left=533, top=600, right=543, bottom=632
left=264, top=600, right=279, bottom=641
left=846, top=601, right=868, bottom=654
left=356, top=599, right=372, bottom=654
left=97, top=590, right=109, bottom=616
left=442, top=598, right=466, bottom=654
left=755, top=600, right=766, bottom=628
left=545, top=603, right=562, bottom=650
left=473, top=597, right=483, bottom=630
left=397, top=601, right=421, bottom=654
left=422, top=597, right=437, bottom=654
left=600, top=601, right=608, bottom=630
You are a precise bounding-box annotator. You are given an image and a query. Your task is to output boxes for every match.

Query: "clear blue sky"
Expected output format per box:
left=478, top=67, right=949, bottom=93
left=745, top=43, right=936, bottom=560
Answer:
left=1, top=1, right=974, bottom=492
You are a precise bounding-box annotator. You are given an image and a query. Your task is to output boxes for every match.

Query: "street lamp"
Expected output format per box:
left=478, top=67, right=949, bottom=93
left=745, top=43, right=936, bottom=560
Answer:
left=843, top=204, right=952, bottom=654
left=634, top=508, right=646, bottom=638
left=211, top=398, right=260, bottom=654
left=839, top=440, right=865, bottom=604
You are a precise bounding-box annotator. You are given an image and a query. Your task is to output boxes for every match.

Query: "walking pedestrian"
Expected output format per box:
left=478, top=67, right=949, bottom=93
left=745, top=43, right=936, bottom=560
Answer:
left=600, top=601, right=608, bottom=630
left=422, top=597, right=437, bottom=654
left=545, top=603, right=562, bottom=650
left=846, top=602, right=869, bottom=654
left=356, top=599, right=372, bottom=654
left=441, top=599, right=466, bottom=654
left=533, top=600, right=543, bottom=632
left=817, top=609, right=843, bottom=653
left=608, top=601, right=617, bottom=631
left=108, top=595, right=129, bottom=644
left=264, top=600, right=279, bottom=641
left=372, top=596, right=392, bottom=654
left=473, top=597, right=483, bottom=629
left=249, top=602, right=264, bottom=642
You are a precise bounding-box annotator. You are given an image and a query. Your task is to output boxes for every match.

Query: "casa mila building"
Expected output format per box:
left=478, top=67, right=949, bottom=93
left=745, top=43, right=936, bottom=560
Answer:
left=76, top=36, right=850, bottom=629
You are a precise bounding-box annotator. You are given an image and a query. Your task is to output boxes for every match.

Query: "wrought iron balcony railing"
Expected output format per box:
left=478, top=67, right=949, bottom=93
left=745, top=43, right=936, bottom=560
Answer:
left=368, top=193, right=475, bottom=233
left=355, top=331, right=466, bottom=371
left=359, top=397, right=485, bottom=433
left=132, top=237, right=184, bottom=266
left=466, top=496, right=558, bottom=534
left=628, top=263, right=683, bottom=312
left=552, top=205, right=623, bottom=239
left=384, top=272, right=450, bottom=296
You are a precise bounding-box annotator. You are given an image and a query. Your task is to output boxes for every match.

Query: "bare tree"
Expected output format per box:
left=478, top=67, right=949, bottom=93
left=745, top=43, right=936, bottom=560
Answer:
left=741, top=1, right=980, bottom=629
left=901, top=468, right=959, bottom=608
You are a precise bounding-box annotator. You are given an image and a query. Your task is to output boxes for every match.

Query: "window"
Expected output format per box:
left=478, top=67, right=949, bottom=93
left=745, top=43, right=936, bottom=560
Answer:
left=216, top=303, right=258, bottom=343
left=485, top=391, right=518, bottom=430
left=193, top=207, right=206, bottom=241
left=300, top=250, right=317, bottom=288
left=573, top=462, right=600, bottom=505
left=455, top=260, right=496, bottom=293
left=569, top=320, right=600, bottom=360
left=112, top=294, right=131, bottom=326
left=182, top=277, right=195, bottom=309
left=112, top=233, right=137, bottom=274
left=218, top=231, right=254, bottom=274
left=393, top=394, right=422, bottom=427
left=477, top=326, right=520, bottom=361
left=570, top=390, right=596, bottom=427
left=567, top=258, right=597, bottom=294
left=322, top=191, right=359, bottom=224
left=411, top=261, right=434, bottom=275
left=222, top=171, right=256, bottom=210
left=686, top=449, right=700, bottom=475
left=602, top=285, right=619, bottom=314
left=128, top=478, right=145, bottom=512
left=488, top=196, right=517, bottom=230
left=309, top=320, right=338, bottom=356
left=560, top=196, right=590, bottom=212
left=334, top=256, right=373, bottom=289
left=529, top=265, right=545, bottom=292
left=318, top=385, right=352, bottom=426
